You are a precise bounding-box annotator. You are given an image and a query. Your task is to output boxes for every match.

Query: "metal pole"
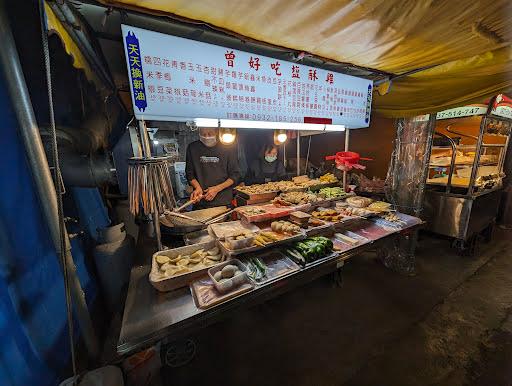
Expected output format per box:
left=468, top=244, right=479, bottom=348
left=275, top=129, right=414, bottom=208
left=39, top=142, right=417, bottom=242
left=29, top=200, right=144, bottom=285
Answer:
left=296, top=130, right=301, bottom=176
left=343, top=128, right=350, bottom=190
left=138, top=120, right=163, bottom=250
left=468, top=117, right=488, bottom=196
left=0, top=2, right=98, bottom=358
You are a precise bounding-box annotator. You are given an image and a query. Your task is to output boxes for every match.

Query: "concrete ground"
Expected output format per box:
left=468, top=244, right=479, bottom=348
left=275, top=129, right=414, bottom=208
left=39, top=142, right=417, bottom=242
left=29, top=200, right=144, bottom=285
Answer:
left=147, top=230, right=512, bottom=386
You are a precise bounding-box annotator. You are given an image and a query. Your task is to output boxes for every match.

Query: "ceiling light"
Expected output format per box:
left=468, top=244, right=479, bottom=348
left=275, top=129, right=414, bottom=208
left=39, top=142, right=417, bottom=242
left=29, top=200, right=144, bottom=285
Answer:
left=274, top=129, right=288, bottom=144
left=219, top=127, right=237, bottom=144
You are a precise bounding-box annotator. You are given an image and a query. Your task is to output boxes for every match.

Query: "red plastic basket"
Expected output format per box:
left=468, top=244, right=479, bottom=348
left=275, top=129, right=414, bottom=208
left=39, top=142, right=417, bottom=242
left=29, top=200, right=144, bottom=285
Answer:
left=325, top=151, right=372, bottom=170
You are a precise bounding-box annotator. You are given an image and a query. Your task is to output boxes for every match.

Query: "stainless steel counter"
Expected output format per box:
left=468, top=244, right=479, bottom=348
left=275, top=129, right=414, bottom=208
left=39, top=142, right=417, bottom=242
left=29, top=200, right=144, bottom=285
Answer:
left=117, top=214, right=422, bottom=356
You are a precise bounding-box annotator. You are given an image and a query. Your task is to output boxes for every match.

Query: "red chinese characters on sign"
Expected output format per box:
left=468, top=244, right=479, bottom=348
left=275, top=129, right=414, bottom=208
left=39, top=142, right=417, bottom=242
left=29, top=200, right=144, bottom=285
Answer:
left=271, top=61, right=282, bottom=76
left=225, top=51, right=236, bottom=67
left=292, top=65, right=300, bottom=79
left=249, top=56, right=260, bottom=71
left=309, top=69, right=318, bottom=81
left=326, top=73, right=334, bottom=84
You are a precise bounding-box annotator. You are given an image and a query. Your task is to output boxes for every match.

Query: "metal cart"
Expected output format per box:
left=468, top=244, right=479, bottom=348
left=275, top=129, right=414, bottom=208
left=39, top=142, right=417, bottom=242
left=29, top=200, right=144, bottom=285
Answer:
left=423, top=95, right=512, bottom=254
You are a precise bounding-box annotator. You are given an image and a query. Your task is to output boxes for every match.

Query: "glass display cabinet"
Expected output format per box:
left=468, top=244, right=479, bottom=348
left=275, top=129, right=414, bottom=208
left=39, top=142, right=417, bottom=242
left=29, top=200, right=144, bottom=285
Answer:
left=423, top=95, right=512, bottom=253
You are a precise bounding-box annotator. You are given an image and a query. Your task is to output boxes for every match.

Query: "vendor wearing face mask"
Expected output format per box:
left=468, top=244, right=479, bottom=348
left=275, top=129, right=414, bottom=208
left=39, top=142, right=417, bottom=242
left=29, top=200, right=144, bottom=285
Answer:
left=247, top=144, right=286, bottom=184
left=185, top=127, right=240, bottom=208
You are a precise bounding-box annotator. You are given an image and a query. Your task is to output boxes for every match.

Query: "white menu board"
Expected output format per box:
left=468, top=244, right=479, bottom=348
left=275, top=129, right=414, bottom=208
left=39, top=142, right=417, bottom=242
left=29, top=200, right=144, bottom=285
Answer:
left=122, top=25, right=373, bottom=128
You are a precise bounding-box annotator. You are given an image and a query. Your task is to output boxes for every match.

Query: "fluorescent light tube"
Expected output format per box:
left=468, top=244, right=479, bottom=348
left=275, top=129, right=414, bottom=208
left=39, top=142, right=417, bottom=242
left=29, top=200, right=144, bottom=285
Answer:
left=192, top=118, right=345, bottom=131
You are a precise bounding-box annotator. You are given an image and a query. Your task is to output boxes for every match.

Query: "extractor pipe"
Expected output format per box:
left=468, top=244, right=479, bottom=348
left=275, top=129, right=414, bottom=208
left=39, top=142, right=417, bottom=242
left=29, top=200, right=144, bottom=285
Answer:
left=0, top=3, right=99, bottom=358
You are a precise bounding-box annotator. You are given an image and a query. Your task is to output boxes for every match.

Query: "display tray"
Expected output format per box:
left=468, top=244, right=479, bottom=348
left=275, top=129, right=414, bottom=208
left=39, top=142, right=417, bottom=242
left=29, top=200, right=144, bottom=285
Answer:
left=306, top=181, right=340, bottom=191
left=235, top=204, right=294, bottom=223
left=280, top=186, right=307, bottom=193
left=235, top=205, right=270, bottom=223
left=149, top=240, right=226, bottom=292
left=218, top=228, right=305, bottom=256
left=309, top=207, right=351, bottom=225
left=346, top=221, right=397, bottom=240
left=208, top=220, right=260, bottom=240
left=331, top=231, right=371, bottom=253
left=191, top=277, right=253, bottom=310
left=240, top=249, right=300, bottom=285
left=184, top=229, right=214, bottom=245
left=308, top=199, right=334, bottom=209
left=304, top=220, right=333, bottom=236
left=304, top=251, right=340, bottom=267
left=233, top=189, right=278, bottom=201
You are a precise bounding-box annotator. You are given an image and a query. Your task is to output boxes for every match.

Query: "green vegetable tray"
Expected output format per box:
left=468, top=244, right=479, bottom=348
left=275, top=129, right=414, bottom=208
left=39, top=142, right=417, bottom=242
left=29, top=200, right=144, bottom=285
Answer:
left=241, top=250, right=300, bottom=285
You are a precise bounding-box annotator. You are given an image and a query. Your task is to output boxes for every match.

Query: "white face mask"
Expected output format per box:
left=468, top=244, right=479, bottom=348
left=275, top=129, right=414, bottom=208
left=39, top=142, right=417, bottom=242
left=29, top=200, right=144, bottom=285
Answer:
left=265, top=155, right=277, bottom=163
left=200, top=135, right=217, bottom=147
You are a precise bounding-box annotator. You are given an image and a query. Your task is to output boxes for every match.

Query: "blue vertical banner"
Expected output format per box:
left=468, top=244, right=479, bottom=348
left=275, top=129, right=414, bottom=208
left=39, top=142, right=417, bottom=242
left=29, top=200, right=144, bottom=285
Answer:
left=365, top=84, right=373, bottom=124
left=125, top=31, right=147, bottom=112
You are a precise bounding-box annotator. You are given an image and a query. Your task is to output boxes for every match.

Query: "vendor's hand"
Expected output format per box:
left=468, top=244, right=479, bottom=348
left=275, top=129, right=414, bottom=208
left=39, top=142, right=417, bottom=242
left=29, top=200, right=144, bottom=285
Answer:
left=191, top=187, right=203, bottom=202
left=204, top=185, right=221, bottom=201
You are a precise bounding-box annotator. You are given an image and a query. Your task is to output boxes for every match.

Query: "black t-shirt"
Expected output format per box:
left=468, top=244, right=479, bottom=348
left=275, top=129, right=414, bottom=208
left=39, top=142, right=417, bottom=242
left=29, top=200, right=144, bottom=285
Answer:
left=248, top=158, right=286, bottom=184
left=185, top=141, right=240, bottom=207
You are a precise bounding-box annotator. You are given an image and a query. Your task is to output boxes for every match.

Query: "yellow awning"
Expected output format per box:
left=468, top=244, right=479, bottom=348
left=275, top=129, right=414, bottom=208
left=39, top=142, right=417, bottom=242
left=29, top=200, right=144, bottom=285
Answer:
left=97, top=0, right=512, bottom=117
left=374, top=46, right=512, bottom=117
left=45, top=2, right=106, bottom=94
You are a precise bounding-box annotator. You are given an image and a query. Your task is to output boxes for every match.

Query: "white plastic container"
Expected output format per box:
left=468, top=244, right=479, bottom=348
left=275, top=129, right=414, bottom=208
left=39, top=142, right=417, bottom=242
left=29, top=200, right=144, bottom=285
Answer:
left=208, top=259, right=248, bottom=293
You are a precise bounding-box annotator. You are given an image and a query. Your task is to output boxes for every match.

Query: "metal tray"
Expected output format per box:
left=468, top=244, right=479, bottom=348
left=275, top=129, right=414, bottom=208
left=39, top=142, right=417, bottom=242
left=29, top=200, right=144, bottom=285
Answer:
left=304, top=221, right=333, bottom=236
left=305, top=251, right=340, bottom=267
left=149, top=240, right=226, bottom=292
left=218, top=230, right=305, bottom=256
left=184, top=229, right=214, bottom=245
left=241, top=250, right=300, bottom=285
left=234, top=189, right=279, bottom=201
left=208, top=220, right=260, bottom=240
left=306, top=181, right=340, bottom=191
left=190, top=277, right=253, bottom=310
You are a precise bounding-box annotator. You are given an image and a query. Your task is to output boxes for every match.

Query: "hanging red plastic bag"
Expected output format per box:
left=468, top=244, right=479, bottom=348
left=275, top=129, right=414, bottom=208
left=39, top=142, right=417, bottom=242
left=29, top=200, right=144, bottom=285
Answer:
left=325, top=151, right=372, bottom=171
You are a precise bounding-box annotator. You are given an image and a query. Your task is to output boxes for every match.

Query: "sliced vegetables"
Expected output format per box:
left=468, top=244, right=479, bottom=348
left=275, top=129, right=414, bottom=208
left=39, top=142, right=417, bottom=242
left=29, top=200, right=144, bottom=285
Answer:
left=318, top=186, right=346, bottom=199
left=246, top=258, right=268, bottom=282
left=282, top=236, right=333, bottom=266
left=253, top=231, right=279, bottom=247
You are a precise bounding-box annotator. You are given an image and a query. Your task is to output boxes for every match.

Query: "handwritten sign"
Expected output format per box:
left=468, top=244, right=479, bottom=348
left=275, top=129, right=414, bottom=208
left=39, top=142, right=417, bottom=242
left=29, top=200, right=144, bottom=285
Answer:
left=493, top=106, right=512, bottom=119
left=121, top=25, right=373, bottom=128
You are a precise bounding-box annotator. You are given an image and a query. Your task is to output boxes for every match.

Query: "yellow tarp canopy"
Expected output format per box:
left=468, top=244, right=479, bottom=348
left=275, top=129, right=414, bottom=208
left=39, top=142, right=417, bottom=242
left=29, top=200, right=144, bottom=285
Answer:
left=99, top=0, right=512, bottom=117
left=45, top=2, right=106, bottom=94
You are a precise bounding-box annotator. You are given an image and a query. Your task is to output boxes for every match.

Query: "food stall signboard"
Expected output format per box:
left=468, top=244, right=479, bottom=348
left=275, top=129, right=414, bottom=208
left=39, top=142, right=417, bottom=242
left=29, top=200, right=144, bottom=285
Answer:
left=436, top=105, right=487, bottom=120
left=122, top=25, right=373, bottom=128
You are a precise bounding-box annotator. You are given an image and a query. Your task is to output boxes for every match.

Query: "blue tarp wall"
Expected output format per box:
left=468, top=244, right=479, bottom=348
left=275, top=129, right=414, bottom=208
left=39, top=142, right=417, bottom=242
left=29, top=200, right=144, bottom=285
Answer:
left=0, top=72, right=104, bottom=385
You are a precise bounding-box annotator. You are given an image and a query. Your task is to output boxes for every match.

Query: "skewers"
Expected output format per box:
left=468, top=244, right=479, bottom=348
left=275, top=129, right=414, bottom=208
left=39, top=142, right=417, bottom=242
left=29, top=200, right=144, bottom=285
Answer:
left=128, top=157, right=176, bottom=216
